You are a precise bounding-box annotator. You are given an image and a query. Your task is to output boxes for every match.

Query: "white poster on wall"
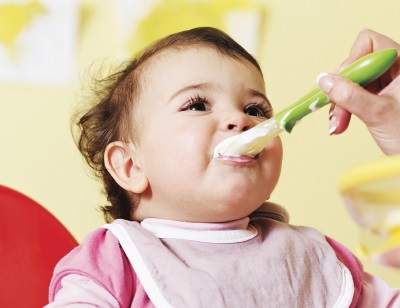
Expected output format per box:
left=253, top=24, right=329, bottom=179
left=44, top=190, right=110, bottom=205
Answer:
left=0, top=0, right=78, bottom=86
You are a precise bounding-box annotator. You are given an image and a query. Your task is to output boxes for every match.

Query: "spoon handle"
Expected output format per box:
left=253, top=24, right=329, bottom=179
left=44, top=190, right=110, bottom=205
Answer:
left=274, top=48, right=398, bottom=133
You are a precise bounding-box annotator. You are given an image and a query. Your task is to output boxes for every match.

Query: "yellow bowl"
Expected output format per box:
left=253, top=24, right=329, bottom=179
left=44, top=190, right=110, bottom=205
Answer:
left=338, top=154, right=400, bottom=234
left=338, top=154, right=400, bottom=266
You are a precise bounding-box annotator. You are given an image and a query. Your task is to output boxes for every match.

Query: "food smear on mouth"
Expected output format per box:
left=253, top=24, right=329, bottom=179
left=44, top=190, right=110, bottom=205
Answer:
left=213, top=118, right=282, bottom=158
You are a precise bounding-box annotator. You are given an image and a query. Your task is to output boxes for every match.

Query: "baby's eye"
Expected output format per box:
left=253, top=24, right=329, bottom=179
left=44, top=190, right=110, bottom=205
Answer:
left=187, top=102, right=207, bottom=111
left=180, top=95, right=210, bottom=112
left=244, top=102, right=273, bottom=118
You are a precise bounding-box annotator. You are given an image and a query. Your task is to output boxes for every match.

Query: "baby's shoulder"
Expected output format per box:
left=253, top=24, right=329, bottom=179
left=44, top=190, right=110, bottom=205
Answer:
left=49, top=222, right=135, bottom=304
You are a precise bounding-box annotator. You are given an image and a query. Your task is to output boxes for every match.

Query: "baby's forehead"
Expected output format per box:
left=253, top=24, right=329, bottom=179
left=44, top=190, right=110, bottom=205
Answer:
left=140, top=45, right=261, bottom=82
left=143, top=45, right=209, bottom=69
left=136, top=45, right=266, bottom=101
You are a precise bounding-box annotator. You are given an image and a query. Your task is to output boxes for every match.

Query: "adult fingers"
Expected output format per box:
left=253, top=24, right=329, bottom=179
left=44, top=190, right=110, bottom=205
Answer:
left=319, top=73, right=400, bottom=154
left=337, top=29, right=400, bottom=89
left=374, top=247, right=400, bottom=269
left=348, top=29, right=400, bottom=62
left=318, top=74, right=380, bottom=125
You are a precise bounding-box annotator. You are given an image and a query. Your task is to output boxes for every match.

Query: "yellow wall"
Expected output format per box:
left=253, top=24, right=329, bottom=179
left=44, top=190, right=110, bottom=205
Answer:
left=1, top=0, right=399, bottom=287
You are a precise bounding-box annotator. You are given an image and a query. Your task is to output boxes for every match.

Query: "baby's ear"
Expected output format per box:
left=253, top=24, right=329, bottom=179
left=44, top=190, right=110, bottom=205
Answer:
left=104, top=141, right=148, bottom=193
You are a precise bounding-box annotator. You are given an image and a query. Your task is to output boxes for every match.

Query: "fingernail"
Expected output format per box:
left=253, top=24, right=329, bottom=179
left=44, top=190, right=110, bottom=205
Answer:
left=316, top=72, right=334, bottom=93
left=328, top=116, right=337, bottom=135
left=328, top=105, right=335, bottom=120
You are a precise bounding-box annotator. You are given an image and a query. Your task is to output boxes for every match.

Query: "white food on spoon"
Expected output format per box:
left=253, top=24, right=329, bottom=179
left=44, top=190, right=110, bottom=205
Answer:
left=213, top=118, right=282, bottom=158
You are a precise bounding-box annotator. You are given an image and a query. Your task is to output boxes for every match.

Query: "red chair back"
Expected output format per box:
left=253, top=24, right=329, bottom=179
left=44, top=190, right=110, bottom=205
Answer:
left=0, top=185, right=78, bottom=307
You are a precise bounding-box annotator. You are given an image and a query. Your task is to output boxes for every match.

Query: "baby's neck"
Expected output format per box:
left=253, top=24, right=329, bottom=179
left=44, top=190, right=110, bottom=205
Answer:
left=141, top=217, right=250, bottom=231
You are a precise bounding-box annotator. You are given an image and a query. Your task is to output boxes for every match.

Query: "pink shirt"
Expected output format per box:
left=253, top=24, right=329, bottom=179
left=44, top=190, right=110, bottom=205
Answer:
left=47, top=207, right=400, bottom=307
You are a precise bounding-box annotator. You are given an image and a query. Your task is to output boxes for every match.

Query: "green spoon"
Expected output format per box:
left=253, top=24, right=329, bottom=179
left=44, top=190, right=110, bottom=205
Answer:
left=213, top=48, right=398, bottom=158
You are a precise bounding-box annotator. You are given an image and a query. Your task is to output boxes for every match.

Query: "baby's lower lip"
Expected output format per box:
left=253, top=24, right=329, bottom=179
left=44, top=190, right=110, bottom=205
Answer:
left=216, top=155, right=255, bottom=163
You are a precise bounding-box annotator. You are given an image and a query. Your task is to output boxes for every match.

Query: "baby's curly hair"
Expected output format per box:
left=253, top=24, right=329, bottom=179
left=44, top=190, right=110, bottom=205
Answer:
left=74, top=27, right=263, bottom=222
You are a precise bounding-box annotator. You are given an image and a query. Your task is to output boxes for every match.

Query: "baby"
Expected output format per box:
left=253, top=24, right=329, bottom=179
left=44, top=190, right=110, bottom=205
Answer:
left=47, top=27, right=399, bottom=307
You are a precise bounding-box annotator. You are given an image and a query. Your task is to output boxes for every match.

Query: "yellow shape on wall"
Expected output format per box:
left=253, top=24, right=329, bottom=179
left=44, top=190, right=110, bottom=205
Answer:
left=0, top=1, right=45, bottom=50
left=127, top=0, right=265, bottom=55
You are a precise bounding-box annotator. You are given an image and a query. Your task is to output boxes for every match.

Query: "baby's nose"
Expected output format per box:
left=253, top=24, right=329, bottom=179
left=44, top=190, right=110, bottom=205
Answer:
left=221, top=111, right=252, bottom=132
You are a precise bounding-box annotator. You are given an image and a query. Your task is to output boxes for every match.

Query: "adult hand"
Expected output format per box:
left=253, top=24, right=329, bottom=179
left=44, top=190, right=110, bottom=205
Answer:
left=317, top=29, right=400, bottom=155
left=375, top=247, right=400, bottom=269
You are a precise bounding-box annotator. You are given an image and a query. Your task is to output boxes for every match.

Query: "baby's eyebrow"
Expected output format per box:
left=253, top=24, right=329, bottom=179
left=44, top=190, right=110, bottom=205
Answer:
left=247, top=88, right=272, bottom=107
left=168, top=83, right=213, bottom=102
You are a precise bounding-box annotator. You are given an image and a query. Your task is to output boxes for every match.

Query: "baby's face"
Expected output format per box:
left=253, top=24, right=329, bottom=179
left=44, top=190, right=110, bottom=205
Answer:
left=132, top=46, right=282, bottom=222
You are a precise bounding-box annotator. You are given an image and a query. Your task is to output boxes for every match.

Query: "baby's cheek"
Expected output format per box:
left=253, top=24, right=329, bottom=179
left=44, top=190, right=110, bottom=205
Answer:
left=263, top=137, right=283, bottom=182
left=264, top=137, right=283, bottom=165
